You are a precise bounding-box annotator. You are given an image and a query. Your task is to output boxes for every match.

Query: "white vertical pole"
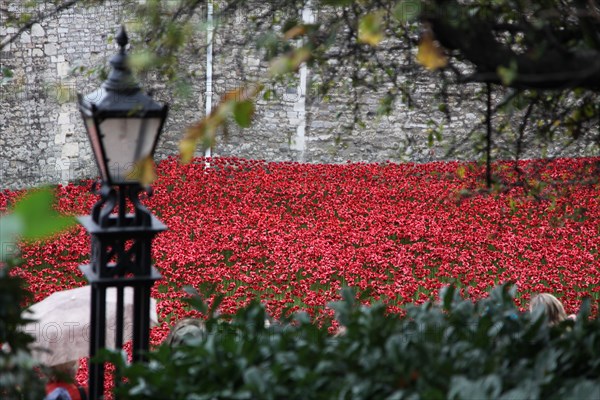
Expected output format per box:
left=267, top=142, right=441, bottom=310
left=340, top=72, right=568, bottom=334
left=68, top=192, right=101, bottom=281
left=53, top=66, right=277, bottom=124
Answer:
left=290, top=2, right=314, bottom=160
left=205, top=0, right=214, bottom=159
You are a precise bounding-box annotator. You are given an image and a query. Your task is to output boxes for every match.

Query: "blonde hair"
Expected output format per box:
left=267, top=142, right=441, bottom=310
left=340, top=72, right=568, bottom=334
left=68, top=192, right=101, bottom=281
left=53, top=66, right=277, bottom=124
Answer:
left=165, top=318, right=205, bottom=347
left=529, top=293, right=567, bottom=325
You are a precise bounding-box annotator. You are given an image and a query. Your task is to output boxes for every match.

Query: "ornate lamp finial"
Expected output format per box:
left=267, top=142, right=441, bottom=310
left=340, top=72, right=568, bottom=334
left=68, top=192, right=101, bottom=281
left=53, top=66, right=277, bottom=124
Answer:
left=116, top=25, right=129, bottom=53
left=99, top=26, right=139, bottom=93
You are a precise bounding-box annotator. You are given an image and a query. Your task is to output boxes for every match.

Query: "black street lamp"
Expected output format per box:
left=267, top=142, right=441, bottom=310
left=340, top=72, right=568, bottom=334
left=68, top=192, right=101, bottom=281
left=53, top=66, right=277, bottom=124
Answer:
left=78, top=27, right=168, bottom=189
left=77, top=26, right=168, bottom=399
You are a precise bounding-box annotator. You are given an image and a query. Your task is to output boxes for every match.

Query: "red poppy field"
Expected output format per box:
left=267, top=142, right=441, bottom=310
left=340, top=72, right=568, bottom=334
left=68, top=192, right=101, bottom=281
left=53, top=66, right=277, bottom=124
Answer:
left=3, top=156, right=600, bottom=390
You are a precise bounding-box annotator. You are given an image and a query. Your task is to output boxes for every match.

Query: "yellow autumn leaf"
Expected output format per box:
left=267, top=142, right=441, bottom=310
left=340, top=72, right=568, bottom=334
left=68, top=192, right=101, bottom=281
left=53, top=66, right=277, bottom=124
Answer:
left=125, top=155, right=157, bottom=186
left=184, top=119, right=207, bottom=141
left=358, top=12, right=384, bottom=46
left=179, top=137, right=197, bottom=164
left=269, top=55, right=293, bottom=76
left=416, top=30, right=447, bottom=71
left=291, top=47, right=311, bottom=68
left=269, top=48, right=311, bottom=76
left=284, top=25, right=306, bottom=40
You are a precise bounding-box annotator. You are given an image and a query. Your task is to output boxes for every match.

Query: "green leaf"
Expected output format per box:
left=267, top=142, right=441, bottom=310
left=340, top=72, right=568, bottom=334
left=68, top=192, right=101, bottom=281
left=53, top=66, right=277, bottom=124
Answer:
left=561, top=380, right=600, bottom=400
left=12, top=187, right=75, bottom=242
left=341, top=286, right=356, bottom=306
left=499, top=383, right=540, bottom=400
left=448, top=375, right=502, bottom=400
left=1, top=67, right=13, bottom=78
left=263, top=89, right=273, bottom=101
left=358, top=12, right=384, bottom=46
left=243, top=366, right=267, bottom=394
left=441, top=285, right=456, bottom=311
left=233, top=100, right=255, bottom=128
left=208, top=293, right=225, bottom=318
left=576, top=297, right=591, bottom=320
left=497, top=60, right=518, bottom=86
left=269, top=55, right=294, bottom=76
left=128, top=50, right=158, bottom=72
left=377, top=92, right=394, bottom=116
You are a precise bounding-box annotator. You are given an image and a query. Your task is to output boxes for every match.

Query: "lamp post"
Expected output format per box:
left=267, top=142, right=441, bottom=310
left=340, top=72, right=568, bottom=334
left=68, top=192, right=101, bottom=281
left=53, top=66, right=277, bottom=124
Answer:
left=77, top=26, right=168, bottom=399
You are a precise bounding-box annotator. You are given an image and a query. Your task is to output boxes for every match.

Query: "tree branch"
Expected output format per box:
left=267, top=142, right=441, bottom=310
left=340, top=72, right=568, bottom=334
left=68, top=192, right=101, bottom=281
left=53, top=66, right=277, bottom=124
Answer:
left=426, top=4, right=600, bottom=90
left=0, top=0, right=90, bottom=51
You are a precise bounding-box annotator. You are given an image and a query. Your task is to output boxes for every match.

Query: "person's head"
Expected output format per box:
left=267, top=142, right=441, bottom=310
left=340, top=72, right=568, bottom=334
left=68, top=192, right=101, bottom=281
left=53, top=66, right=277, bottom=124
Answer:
left=46, top=360, right=78, bottom=383
left=529, top=293, right=567, bottom=325
left=165, top=318, right=205, bottom=347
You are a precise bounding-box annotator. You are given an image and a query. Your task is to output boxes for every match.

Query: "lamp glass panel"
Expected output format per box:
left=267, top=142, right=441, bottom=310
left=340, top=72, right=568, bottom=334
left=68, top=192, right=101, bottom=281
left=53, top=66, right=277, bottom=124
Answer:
left=84, top=117, right=109, bottom=181
left=99, top=117, right=161, bottom=182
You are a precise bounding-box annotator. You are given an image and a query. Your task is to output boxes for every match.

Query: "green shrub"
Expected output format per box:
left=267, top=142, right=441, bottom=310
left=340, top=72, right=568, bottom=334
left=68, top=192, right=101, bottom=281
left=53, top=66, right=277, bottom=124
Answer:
left=0, top=266, right=45, bottom=400
left=108, top=285, right=600, bottom=400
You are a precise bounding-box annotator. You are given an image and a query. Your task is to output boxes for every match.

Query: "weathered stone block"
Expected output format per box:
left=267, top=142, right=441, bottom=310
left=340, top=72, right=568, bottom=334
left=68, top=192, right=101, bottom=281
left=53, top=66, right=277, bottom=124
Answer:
left=44, top=43, right=57, bottom=56
left=61, top=142, right=79, bottom=158
left=57, top=62, right=70, bottom=78
left=57, top=112, right=70, bottom=125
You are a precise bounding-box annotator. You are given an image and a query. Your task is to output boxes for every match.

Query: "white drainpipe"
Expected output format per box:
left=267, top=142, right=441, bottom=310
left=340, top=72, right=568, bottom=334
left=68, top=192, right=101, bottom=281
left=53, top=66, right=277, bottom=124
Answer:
left=290, top=3, right=314, bottom=160
left=205, top=0, right=214, bottom=158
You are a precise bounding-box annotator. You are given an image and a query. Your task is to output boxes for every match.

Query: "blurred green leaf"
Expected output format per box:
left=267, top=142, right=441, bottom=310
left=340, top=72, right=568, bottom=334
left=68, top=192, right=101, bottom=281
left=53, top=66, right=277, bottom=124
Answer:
left=12, top=187, right=75, bottom=242
left=441, top=285, right=456, bottom=311
left=128, top=50, right=158, bottom=72
left=233, top=100, right=255, bottom=128
left=358, top=12, right=384, bottom=46
left=263, top=89, right=273, bottom=101
left=497, top=60, right=518, bottom=86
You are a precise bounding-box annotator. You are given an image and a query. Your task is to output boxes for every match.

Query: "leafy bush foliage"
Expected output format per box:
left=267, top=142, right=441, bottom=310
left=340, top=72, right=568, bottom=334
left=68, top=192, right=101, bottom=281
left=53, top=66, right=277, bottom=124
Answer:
left=108, top=285, right=600, bottom=400
left=0, top=266, right=45, bottom=400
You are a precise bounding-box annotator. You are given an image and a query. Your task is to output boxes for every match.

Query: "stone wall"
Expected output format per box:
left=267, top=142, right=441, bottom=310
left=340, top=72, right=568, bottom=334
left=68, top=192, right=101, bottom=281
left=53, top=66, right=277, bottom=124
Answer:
left=203, top=4, right=483, bottom=165
left=1, top=1, right=136, bottom=188
left=0, top=1, right=206, bottom=189
left=0, top=1, right=560, bottom=189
